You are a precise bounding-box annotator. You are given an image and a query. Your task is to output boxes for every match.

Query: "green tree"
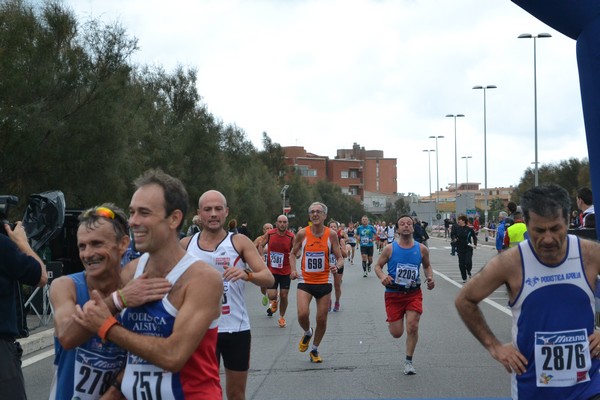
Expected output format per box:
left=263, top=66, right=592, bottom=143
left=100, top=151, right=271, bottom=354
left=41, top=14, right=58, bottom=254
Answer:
left=259, top=132, right=287, bottom=180
left=0, top=1, right=377, bottom=238
left=512, top=158, right=590, bottom=211
left=378, top=197, right=411, bottom=225
left=488, top=198, right=505, bottom=220
left=0, top=0, right=139, bottom=207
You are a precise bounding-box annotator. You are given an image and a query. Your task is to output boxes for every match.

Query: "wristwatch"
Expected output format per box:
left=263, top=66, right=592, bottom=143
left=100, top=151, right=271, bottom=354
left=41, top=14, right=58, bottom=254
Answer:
left=244, top=270, right=254, bottom=282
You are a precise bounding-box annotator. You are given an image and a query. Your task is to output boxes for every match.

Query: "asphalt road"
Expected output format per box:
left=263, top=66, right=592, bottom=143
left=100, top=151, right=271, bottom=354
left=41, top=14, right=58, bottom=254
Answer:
left=23, top=235, right=512, bottom=399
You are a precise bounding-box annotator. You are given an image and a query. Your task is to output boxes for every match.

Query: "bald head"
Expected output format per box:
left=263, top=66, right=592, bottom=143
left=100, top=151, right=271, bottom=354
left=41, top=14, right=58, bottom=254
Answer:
left=197, top=190, right=229, bottom=232
left=198, top=190, right=227, bottom=208
left=275, top=215, right=288, bottom=233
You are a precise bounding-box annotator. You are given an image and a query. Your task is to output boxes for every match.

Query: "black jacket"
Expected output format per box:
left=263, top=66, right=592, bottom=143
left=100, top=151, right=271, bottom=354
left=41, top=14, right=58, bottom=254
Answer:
left=452, top=225, right=477, bottom=252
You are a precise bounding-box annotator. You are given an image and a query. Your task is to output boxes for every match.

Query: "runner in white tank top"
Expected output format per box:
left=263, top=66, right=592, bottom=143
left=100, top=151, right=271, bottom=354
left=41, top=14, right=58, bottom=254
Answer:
left=180, top=190, right=274, bottom=400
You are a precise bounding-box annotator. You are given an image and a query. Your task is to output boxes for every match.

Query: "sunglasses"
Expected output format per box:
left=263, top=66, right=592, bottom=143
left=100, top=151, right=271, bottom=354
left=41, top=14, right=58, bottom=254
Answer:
left=85, top=206, right=116, bottom=219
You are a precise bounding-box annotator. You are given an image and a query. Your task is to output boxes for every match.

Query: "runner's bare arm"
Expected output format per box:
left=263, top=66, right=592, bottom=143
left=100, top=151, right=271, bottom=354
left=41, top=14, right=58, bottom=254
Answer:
left=74, top=264, right=223, bottom=372
left=50, top=277, right=95, bottom=349
left=225, top=234, right=274, bottom=287
left=419, top=244, right=435, bottom=289
left=256, top=233, right=269, bottom=256
left=374, top=244, right=393, bottom=286
left=289, top=229, right=305, bottom=279
left=455, top=254, right=527, bottom=374
left=329, top=230, right=343, bottom=271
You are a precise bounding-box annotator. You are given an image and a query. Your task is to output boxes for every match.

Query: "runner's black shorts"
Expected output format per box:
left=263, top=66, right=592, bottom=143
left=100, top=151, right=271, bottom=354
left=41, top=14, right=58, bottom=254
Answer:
left=217, top=330, right=251, bottom=371
left=360, top=246, right=374, bottom=256
left=269, top=274, right=291, bottom=290
left=298, top=283, right=332, bottom=299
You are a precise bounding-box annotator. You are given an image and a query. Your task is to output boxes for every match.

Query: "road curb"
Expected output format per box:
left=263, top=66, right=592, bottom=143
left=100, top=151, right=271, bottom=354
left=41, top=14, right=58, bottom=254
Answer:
left=18, top=328, right=54, bottom=356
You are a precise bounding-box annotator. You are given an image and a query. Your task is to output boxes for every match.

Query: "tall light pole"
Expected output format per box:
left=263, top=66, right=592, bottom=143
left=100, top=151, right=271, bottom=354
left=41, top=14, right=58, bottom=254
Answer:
left=518, top=32, right=551, bottom=187
left=280, top=184, right=289, bottom=215
left=422, top=149, right=435, bottom=196
left=428, top=135, right=444, bottom=214
left=461, top=156, right=473, bottom=186
left=423, top=149, right=435, bottom=228
left=445, top=114, right=465, bottom=194
left=473, top=85, right=496, bottom=225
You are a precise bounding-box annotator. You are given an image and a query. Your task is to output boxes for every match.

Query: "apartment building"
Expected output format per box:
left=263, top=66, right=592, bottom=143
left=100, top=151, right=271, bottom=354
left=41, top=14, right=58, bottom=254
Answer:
left=282, top=143, right=397, bottom=203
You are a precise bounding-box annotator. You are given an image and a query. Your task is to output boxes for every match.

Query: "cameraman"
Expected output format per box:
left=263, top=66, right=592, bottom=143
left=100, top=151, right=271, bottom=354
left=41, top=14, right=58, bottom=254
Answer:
left=1, top=221, right=46, bottom=400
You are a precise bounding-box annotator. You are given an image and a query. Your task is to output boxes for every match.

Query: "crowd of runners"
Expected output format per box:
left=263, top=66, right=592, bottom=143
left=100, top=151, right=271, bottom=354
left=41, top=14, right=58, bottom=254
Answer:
left=6, top=171, right=599, bottom=400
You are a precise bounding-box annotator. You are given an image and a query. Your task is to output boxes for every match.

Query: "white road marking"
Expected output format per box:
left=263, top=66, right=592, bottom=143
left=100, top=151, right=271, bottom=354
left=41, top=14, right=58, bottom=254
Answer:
left=433, top=269, right=511, bottom=316
left=22, top=349, right=54, bottom=367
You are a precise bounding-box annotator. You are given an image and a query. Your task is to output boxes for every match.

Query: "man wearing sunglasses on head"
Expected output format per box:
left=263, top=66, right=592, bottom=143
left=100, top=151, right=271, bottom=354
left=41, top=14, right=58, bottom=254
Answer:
left=50, top=204, right=135, bottom=400
left=72, top=170, right=224, bottom=399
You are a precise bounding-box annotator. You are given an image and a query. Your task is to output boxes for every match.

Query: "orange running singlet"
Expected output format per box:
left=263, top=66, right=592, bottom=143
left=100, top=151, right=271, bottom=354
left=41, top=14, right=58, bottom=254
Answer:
left=298, top=227, right=333, bottom=285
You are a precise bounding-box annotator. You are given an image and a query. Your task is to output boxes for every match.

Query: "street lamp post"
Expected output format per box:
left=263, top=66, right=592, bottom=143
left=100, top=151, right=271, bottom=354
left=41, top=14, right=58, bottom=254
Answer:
left=423, top=149, right=435, bottom=229
left=473, top=85, right=497, bottom=225
left=428, top=136, right=444, bottom=215
left=445, top=114, right=465, bottom=194
left=461, top=156, right=473, bottom=186
left=422, top=149, right=435, bottom=197
left=280, top=184, right=289, bottom=215
left=518, top=32, right=551, bottom=187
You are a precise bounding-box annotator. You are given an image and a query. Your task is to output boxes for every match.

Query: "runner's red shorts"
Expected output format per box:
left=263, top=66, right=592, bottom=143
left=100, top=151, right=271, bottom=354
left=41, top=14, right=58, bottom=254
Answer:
left=384, top=289, right=423, bottom=322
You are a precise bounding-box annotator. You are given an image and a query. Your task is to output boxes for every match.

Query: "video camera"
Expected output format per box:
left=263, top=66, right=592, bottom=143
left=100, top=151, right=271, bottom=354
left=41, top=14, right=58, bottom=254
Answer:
left=0, top=195, right=19, bottom=236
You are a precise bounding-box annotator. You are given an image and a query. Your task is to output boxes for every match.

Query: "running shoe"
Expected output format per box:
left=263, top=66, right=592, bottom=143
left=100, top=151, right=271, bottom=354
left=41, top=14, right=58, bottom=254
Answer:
left=363, top=272, right=367, bottom=278
left=309, top=349, right=323, bottom=363
left=403, top=361, right=416, bottom=375
left=270, top=300, right=278, bottom=313
left=298, top=328, right=313, bottom=352
left=267, top=307, right=274, bottom=317
left=333, top=302, right=340, bottom=312
left=278, top=317, right=286, bottom=328
left=367, top=265, right=371, bottom=273
left=261, top=295, right=268, bottom=306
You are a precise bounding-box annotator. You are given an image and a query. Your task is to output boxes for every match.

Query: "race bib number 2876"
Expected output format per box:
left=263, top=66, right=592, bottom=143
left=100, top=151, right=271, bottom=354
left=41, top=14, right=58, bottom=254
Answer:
left=534, top=329, right=591, bottom=388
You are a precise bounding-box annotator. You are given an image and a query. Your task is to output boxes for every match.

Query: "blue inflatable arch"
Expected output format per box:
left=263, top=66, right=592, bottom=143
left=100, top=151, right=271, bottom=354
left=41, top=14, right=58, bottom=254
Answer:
left=512, top=0, right=600, bottom=239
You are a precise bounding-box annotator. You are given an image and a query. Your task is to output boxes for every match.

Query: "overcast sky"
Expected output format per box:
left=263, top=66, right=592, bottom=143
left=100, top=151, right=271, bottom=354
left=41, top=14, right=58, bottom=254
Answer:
left=66, top=0, right=588, bottom=197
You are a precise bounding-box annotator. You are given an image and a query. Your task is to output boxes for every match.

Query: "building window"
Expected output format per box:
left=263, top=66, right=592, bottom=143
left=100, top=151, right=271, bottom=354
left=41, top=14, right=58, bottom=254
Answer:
left=295, top=165, right=317, bottom=177
left=349, top=169, right=358, bottom=178
left=349, top=186, right=358, bottom=196
left=372, top=198, right=386, bottom=208
left=341, top=170, right=349, bottom=179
